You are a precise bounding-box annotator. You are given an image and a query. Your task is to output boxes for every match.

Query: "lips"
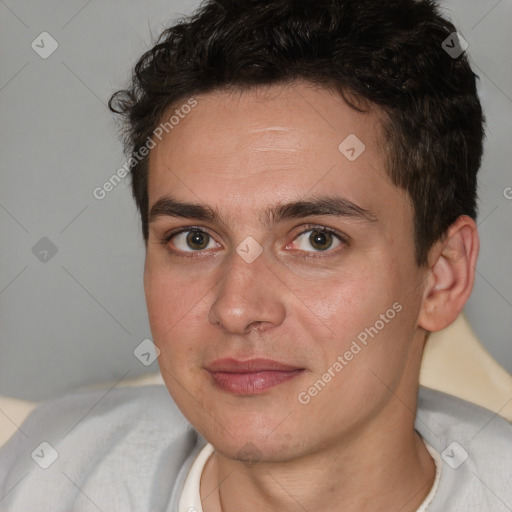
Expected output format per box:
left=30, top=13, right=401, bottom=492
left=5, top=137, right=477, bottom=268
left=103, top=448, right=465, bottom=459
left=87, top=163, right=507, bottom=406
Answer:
left=205, top=358, right=305, bottom=394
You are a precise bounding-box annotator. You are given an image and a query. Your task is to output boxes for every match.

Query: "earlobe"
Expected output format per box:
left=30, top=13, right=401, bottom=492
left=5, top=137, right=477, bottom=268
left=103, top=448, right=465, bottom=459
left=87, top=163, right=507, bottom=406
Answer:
left=418, top=215, right=479, bottom=332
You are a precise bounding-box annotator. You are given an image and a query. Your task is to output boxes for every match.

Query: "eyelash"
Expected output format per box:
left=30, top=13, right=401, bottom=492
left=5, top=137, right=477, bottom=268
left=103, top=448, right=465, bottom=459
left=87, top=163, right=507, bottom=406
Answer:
left=158, top=224, right=348, bottom=259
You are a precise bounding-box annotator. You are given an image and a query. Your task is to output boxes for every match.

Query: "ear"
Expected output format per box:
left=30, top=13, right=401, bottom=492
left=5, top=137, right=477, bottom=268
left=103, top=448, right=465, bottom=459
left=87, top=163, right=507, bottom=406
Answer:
left=418, top=215, right=479, bottom=332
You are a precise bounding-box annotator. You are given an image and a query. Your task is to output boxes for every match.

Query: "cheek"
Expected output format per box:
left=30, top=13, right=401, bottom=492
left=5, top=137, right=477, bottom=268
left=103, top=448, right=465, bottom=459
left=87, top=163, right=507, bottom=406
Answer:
left=304, top=265, right=411, bottom=373
left=144, top=257, right=209, bottom=345
left=293, top=266, right=389, bottom=337
left=144, top=263, right=207, bottom=400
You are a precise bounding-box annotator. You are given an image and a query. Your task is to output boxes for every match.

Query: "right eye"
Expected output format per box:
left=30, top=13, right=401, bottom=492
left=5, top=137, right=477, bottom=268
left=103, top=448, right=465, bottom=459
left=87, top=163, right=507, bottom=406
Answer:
left=162, top=228, right=220, bottom=254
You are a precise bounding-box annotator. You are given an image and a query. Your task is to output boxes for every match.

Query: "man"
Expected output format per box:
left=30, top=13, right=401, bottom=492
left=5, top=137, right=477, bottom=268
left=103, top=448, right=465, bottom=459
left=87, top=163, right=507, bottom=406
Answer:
left=1, top=0, right=511, bottom=510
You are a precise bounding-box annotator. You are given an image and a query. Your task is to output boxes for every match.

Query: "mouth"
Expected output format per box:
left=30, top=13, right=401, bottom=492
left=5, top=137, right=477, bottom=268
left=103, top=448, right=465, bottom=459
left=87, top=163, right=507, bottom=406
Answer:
left=205, top=358, right=306, bottom=395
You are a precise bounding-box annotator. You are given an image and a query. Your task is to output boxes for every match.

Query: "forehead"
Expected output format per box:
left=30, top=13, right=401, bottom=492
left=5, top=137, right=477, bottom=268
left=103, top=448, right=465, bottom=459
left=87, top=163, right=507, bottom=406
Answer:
left=146, top=82, right=409, bottom=229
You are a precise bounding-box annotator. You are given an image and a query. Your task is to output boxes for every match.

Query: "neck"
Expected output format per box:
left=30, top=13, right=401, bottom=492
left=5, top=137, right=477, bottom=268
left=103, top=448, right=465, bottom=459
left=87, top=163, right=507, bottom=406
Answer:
left=200, top=397, right=436, bottom=512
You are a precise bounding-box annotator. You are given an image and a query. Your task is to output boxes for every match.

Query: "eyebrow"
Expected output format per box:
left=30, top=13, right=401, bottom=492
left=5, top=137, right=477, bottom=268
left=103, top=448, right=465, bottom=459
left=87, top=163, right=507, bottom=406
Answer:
left=148, top=194, right=378, bottom=228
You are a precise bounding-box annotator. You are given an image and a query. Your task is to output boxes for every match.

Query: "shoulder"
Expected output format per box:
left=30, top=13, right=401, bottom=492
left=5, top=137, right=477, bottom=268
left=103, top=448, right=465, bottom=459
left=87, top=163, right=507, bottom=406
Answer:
left=416, top=385, right=512, bottom=511
left=417, top=385, right=512, bottom=443
left=0, top=385, right=200, bottom=511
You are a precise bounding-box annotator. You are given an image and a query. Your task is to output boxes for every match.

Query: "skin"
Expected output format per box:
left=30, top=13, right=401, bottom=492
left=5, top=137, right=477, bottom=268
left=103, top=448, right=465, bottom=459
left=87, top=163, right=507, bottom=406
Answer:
left=144, top=81, right=479, bottom=512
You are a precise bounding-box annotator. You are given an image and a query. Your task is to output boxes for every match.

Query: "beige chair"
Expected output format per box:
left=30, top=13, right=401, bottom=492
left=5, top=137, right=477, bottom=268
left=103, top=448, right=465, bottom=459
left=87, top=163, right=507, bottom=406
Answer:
left=1, top=313, right=511, bottom=448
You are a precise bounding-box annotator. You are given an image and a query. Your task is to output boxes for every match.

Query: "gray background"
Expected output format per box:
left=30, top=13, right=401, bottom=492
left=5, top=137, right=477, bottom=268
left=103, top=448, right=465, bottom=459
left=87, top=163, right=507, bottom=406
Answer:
left=1, top=0, right=511, bottom=401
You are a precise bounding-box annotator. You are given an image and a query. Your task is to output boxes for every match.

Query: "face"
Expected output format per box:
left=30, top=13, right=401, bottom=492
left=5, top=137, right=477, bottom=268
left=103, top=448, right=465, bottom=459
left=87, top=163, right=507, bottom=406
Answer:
left=144, top=82, right=428, bottom=462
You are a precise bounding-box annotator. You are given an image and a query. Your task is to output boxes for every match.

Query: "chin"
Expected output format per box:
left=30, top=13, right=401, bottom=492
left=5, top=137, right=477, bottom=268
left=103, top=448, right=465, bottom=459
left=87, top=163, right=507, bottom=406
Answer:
left=196, top=413, right=309, bottom=464
left=210, top=433, right=304, bottom=465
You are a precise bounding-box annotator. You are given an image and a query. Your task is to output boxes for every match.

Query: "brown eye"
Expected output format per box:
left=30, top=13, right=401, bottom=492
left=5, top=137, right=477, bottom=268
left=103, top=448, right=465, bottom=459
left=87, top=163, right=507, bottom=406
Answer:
left=186, top=230, right=210, bottom=250
left=166, top=229, right=217, bottom=253
left=309, top=230, right=333, bottom=251
left=292, top=228, right=343, bottom=253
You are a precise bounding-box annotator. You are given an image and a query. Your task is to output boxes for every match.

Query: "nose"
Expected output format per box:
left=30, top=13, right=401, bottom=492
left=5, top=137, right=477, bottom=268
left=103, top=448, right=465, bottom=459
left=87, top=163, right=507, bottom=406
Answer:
left=208, top=248, right=286, bottom=335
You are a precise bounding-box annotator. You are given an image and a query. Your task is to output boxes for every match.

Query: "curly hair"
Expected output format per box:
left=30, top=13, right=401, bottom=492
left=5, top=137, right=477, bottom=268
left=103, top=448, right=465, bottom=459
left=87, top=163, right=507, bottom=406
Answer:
left=109, top=0, right=484, bottom=266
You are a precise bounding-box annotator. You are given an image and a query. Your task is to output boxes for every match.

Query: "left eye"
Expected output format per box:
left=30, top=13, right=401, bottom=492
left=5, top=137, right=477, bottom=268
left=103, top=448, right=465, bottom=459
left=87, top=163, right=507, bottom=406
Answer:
left=291, top=229, right=343, bottom=252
